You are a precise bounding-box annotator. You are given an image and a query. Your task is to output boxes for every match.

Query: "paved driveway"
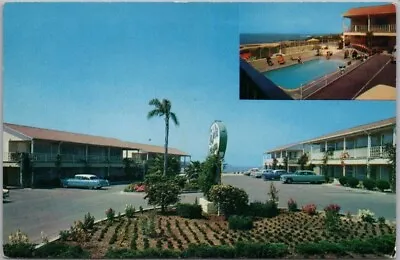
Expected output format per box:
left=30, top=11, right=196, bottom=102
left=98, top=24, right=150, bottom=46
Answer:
left=3, top=185, right=200, bottom=244
left=223, top=175, right=396, bottom=221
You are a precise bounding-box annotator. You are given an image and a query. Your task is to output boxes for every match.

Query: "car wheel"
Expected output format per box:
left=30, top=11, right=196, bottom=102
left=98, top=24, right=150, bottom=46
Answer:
left=62, top=183, right=68, bottom=188
left=286, top=178, right=293, bottom=184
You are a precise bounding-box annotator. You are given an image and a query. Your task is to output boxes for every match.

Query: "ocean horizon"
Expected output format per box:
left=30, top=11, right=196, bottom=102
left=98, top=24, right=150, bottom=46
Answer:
left=223, top=165, right=260, bottom=173
left=240, top=33, right=341, bottom=45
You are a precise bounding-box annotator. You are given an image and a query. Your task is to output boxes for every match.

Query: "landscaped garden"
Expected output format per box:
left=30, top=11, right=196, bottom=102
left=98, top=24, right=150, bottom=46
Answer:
left=4, top=181, right=396, bottom=258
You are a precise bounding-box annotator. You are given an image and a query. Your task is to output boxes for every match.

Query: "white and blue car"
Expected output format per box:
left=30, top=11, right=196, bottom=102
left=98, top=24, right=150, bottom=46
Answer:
left=61, top=174, right=110, bottom=189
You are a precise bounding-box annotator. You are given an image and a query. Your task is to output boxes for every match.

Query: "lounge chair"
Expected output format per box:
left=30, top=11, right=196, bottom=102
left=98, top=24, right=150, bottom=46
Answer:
left=277, top=55, right=285, bottom=65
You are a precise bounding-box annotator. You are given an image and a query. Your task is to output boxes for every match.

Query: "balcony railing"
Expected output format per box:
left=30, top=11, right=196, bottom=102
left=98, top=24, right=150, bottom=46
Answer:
left=3, top=152, right=128, bottom=164
left=346, top=24, right=396, bottom=33
left=310, top=146, right=389, bottom=160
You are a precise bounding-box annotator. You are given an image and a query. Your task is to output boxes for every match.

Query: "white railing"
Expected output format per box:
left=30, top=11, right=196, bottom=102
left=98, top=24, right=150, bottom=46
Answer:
left=370, top=24, right=396, bottom=33
left=2, top=152, right=127, bottom=164
left=369, top=146, right=389, bottom=158
left=346, top=24, right=396, bottom=33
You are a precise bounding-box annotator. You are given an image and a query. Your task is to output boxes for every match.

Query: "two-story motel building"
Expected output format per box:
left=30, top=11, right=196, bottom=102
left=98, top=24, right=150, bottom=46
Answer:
left=3, top=123, right=190, bottom=187
left=264, top=117, right=396, bottom=181
left=343, top=3, right=396, bottom=50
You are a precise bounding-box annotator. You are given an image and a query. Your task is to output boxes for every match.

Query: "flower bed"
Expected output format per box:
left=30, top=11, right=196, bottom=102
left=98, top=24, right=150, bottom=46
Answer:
left=8, top=209, right=395, bottom=259
left=123, top=183, right=146, bottom=192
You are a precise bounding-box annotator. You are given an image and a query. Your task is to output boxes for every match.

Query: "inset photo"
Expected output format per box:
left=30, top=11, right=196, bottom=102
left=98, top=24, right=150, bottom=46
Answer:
left=239, top=2, right=396, bottom=100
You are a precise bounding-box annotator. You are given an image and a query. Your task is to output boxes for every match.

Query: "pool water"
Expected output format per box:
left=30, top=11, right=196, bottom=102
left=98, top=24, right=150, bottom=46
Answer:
left=264, top=59, right=345, bottom=89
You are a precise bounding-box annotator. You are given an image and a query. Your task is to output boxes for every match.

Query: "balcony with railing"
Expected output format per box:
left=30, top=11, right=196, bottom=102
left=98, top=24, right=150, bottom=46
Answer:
left=310, top=146, right=390, bottom=161
left=369, top=146, right=389, bottom=158
left=3, top=152, right=129, bottom=164
left=345, top=24, right=396, bottom=33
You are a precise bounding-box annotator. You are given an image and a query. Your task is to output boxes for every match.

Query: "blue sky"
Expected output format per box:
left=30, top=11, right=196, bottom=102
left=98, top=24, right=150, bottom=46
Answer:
left=3, top=3, right=396, bottom=167
left=239, top=2, right=389, bottom=34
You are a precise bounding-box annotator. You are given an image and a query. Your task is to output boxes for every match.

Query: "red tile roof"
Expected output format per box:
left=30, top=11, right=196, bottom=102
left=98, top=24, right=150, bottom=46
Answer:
left=343, top=4, right=396, bottom=17
left=4, top=123, right=188, bottom=156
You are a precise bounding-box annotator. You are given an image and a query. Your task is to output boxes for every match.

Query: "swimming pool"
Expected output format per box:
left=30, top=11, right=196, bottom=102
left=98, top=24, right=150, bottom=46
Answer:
left=264, top=59, right=345, bottom=89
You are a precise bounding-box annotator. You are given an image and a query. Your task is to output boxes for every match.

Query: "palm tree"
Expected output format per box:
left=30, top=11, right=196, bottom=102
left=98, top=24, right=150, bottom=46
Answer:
left=147, top=98, right=179, bottom=176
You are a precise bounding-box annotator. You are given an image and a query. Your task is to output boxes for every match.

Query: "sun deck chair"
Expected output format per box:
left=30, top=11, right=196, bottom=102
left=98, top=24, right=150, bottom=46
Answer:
left=277, top=55, right=285, bottom=65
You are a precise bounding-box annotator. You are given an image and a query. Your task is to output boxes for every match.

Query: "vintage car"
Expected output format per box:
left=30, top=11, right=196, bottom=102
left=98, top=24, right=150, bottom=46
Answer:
left=263, top=169, right=287, bottom=180
left=61, top=174, right=110, bottom=189
left=3, top=188, right=9, bottom=199
left=280, top=170, right=325, bottom=184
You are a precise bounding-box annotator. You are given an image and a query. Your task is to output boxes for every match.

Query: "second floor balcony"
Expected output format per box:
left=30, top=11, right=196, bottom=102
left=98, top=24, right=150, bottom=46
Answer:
left=310, top=145, right=389, bottom=161
left=346, top=24, right=396, bottom=33
left=3, top=152, right=142, bottom=165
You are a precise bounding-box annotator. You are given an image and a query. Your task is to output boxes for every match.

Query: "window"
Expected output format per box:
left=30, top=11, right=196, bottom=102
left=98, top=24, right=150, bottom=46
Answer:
left=355, top=136, right=368, bottom=148
left=90, top=176, right=98, bottom=180
left=320, top=143, right=326, bottom=152
left=382, top=133, right=393, bottom=145
left=370, top=135, right=380, bottom=146
left=345, top=139, right=355, bottom=149
left=335, top=141, right=344, bottom=150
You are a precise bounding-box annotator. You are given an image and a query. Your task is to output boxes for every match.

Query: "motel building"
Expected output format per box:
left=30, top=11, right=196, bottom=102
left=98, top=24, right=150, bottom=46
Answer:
left=2, top=123, right=190, bottom=187
left=343, top=3, right=396, bottom=51
left=263, top=117, right=395, bottom=181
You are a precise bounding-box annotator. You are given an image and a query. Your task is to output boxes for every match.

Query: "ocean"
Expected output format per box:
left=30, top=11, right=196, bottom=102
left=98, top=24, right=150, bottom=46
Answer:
left=223, top=165, right=260, bottom=173
left=240, top=33, right=312, bottom=45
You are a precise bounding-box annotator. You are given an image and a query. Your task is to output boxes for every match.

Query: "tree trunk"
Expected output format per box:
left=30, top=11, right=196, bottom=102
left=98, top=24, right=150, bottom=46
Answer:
left=163, top=116, right=170, bottom=176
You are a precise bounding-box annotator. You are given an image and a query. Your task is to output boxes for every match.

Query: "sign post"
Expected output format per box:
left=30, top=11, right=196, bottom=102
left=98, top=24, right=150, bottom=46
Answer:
left=208, top=121, right=228, bottom=216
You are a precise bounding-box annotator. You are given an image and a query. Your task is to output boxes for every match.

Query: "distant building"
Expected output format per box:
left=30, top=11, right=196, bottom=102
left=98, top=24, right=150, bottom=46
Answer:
left=3, top=123, right=190, bottom=187
left=264, top=117, right=396, bottom=181
left=343, top=4, right=396, bottom=51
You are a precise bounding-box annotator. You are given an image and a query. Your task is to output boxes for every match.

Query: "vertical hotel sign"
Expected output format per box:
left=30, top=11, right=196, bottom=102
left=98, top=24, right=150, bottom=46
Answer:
left=208, top=121, right=228, bottom=159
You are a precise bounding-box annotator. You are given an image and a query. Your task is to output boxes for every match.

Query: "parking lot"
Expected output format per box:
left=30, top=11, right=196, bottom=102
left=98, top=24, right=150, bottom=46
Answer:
left=3, top=175, right=396, bottom=244
left=224, top=174, right=396, bottom=222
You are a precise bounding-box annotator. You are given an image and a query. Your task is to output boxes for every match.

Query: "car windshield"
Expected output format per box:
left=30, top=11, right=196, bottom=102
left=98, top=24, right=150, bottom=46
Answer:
left=90, top=176, right=98, bottom=180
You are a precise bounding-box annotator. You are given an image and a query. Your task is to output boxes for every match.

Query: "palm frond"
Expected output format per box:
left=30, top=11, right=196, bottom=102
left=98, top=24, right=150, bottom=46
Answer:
left=147, top=109, right=163, bottom=119
left=170, top=112, right=179, bottom=126
left=162, top=99, right=171, bottom=114
left=149, top=98, right=162, bottom=108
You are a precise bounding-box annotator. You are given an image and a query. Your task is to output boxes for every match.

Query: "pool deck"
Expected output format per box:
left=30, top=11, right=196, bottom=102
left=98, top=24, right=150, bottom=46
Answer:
left=305, top=53, right=396, bottom=100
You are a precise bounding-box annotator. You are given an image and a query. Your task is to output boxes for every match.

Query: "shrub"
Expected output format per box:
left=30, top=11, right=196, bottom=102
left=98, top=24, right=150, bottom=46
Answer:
left=302, top=204, right=317, bottom=215
left=228, top=215, right=254, bottom=231
left=8, top=229, right=30, bottom=244
left=183, top=181, right=199, bottom=191
left=235, top=242, right=289, bottom=258
left=3, top=243, right=36, bottom=258
left=144, top=174, right=181, bottom=213
left=125, top=204, right=136, bottom=218
left=358, top=209, right=375, bottom=223
left=59, top=230, right=70, bottom=242
left=324, top=204, right=341, bottom=232
left=176, top=203, right=203, bottom=219
left=376, top=180, right=390, bottom=191
left=105, top=208, right=115, bottom=221
left=83, top=212, right=95, bottom=230
left=347, top=177, right=359, bottom=188
left=296, top=241, right=346, bottom=255
left=324, top=204, right=340, bottom=214
left=208, top=185, right=249, bottom=217
left=35, top=242, right=90, bottom=258
left=378, top=216, right=386, bottom=224
left=338, top=176, right=348, bottom=186
left=246, top=201, right=277, bottom=218
left=287, top=198, right=298, bottom=212
left=362, top=179, right=376, bottom=190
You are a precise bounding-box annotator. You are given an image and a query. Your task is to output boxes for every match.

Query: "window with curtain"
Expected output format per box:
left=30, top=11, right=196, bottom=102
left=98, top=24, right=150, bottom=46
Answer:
left=382, top=132, right=393, bottom=145
left=355, top=136, right=368, bottom=148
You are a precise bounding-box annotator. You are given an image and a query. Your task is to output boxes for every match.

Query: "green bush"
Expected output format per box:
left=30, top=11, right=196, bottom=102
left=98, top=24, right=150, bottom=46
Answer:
left=228, top=215, right=253, bottom=230
left=176, top=203, right=203, bottom=219
left=347, top=177, right=359, bottom=188
left=338, top=176, right=348, bottom=186
left=183, top=181, right=200, bottom=191
left=208, top=185, right=249, bottom=217
left=3, top=243, right=36, bottom=258
left=34, top=242, right=90, bottom=258
left=296, top=241, right=346, bottom=255
left=235, top=242, right=289, bottom=258
left=183, top=244, right=235, bottom=258
left=247, top=201, right=279, bottom=218
left=376, top=180, right=390, bottom=191
left=362, top=179, right=376, bottom=190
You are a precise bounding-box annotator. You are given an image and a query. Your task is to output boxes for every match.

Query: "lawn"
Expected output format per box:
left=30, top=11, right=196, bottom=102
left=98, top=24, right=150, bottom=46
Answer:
left=34, top=208, right=395, bottom=259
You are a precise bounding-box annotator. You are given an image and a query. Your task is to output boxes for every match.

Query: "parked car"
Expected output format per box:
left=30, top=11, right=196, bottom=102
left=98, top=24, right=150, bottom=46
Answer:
left=263, top=169, right=287, bottom=180
left=3, top=188, right=9, bottom=199
left=248, top=168, right=260, bottom=177
left=280, top=170, right=325, bottom=184
left=61, top=174, right=110, bottom=189
left=252, top=170, right=263, bottom=178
